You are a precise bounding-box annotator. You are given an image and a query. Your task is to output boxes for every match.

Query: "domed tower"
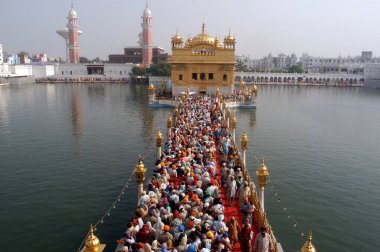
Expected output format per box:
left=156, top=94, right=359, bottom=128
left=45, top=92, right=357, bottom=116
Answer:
left=171, top=31, right=184, bottom=48
left=67, top=2, right=80, bottom=64
left=300, top=229, right=317, bottom=252
left=141, top=2, right=153, bottom=67
left=80, top=224, right=106, bottom=252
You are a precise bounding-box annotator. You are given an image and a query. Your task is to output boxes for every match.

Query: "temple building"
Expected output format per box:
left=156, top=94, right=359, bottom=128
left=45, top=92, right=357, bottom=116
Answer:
left=170, top=24, right=236, bottom=95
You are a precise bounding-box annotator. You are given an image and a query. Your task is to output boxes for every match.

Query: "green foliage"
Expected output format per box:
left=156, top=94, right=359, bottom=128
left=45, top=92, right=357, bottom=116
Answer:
left=235, top=60, right=249, bottom=72
left=79, top=57, right=90, bottom=63
left=287, top=65, right=303, bottom=73
left=149, top=63, right=171, bottom=76
left=130, top=63, right=171, bottom=77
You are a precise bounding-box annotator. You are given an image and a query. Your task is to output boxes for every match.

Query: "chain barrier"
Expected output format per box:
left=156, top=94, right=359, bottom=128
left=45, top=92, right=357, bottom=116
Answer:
left=234, top=125, right=307, bottom=239
left=75, top=143, right=156, bottom=252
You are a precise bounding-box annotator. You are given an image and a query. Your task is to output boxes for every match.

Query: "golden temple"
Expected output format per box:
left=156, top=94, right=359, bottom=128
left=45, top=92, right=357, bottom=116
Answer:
left=170, top=23, right=236, bottom=95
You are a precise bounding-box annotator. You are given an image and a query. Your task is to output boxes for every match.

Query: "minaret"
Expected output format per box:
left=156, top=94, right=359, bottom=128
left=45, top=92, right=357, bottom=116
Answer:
left=56, top=3, right=83, bottom=63
left=141, top=2, right=153, bottom=67
left=68, top=2, right=80, bottom=63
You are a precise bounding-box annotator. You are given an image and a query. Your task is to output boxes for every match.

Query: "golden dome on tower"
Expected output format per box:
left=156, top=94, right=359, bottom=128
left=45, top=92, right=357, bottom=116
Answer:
left=83, top=225, right=101, bottom=252
left=300, top=230, right=317, bottom=252
left=171, top=32, right=184, bottom=45
left=224, top=30, right=236, bottom=44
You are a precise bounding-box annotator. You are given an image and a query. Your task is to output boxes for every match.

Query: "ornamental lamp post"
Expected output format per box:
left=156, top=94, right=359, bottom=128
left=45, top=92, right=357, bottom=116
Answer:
left=134, top=156, right=146, bottom=201
left=156, top=130, right=163, bottom=160
left=178, top=99, right=183, bottom=108
left=222, top=101, right=226, bottom=118
left=300, top=229, right=317, bottom=252
left=167, top=115, right=173, bottom=138
left=231, top=115, right=237, bottom=142
left=256, top=158, right=269, bottom=212
left=216, top=87, right=221, bottom=102
left=253, top=83, right=258, bottom=96
left=173, top=108, right=179, bottom=121
left=80, top=224, right=106, bottom=252
left=226, top=108, right=231, bottom=127
left=239, top=79, right=245, bottom=90
left=147, top=83, right=156, bottom=103
left=241, top=130, right=248, bottom=167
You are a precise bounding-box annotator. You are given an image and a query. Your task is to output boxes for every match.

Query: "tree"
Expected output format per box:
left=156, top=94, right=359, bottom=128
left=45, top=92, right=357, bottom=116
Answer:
left=148, top=63, right=171, bottom=76
left=130, top=66, right=148, bottom=77
left=236, top=60, right=249, bottom=72
left=79, top=57, right=90, bottom=63
left=287, top=65, right=303, bottom=73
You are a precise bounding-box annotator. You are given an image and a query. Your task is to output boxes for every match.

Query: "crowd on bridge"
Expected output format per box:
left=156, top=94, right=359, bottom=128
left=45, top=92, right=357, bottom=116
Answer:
left=117, top=95, right=273, bottom=252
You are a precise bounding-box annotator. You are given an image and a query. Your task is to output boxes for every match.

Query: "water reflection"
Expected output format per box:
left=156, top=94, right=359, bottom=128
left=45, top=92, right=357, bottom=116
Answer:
left=88, top=84, right=105, bottom=101
left=70, top=91, right=82, bottom=155
left=0, top=87, right=10, bottom=128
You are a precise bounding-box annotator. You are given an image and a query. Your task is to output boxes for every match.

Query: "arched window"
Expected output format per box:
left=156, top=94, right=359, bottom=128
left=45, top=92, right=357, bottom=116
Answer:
left=223, top=74, right=227, bottom=81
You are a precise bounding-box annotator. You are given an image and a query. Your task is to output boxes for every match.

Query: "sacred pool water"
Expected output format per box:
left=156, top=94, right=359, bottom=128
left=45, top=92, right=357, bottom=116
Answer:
left=0, top=83, right=379, bottom=252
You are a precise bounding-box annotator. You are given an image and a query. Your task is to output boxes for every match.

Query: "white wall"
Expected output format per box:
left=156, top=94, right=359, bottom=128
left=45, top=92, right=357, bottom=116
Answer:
left=0, top=44, right=3, bottom=64
left=54, top=63, right=133, bottom=78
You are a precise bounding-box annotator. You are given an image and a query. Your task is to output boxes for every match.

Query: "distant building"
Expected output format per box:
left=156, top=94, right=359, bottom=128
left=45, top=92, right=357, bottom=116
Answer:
left=3, top=53, right=20, bottom=64
left=299, top=51, right=380, bottom=74
left=54, top=63, right=134, bottom=78
left=19, top=53, right=31, bottom=64
left=237, top=53, right=297, bottom=71
left=109, top=46, right=168, bottom=64
left=108, top=3, right=168, bottom=66
left=32, top=53, right=48, bottom=63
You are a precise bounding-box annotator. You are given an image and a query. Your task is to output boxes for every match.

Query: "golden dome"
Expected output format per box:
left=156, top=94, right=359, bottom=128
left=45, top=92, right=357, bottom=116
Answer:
left=258, top=158, right=268, bottom=172
left=301, top=230, right=316, bottom=252
left=191, top=23, right=216, bottom=46
left=224, top=30, right=236, bottom=44
left=214, top=37, right=222, bottom=48
left=84, top=224, right=100, bottom=252
left=257, top=158, right=269, bottom=188
left=171, top=32, right=184, bottom=45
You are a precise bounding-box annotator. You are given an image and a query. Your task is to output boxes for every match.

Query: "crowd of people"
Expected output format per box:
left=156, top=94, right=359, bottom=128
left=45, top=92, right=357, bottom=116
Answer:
left=117, top=95, right=273, bottom=252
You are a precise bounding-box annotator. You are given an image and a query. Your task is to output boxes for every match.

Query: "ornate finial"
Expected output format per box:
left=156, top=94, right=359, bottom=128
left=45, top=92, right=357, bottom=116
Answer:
left=72, top=0, right=74, bottom=8
left=202, top=22, right=205, bottom=33
left=241, top=130, right=248, bottom=150
left=308, top=229, right=312, bottom=241
left=84, top=224, right=101, bottom=252
left=300, top=229, right=316, bottom=252
left=138, top=154, right=144, bottom=164
left=156, top=130, right=163, bottom=148
left=257, top=157, right=269, bottom=189
left=146, top=0, right=148, bottom=8
left=135, top=155, right=146, bottom=184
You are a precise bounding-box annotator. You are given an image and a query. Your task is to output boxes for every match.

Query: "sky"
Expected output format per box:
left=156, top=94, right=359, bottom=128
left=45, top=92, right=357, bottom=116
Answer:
left=1, top=0, right=380, bottom=60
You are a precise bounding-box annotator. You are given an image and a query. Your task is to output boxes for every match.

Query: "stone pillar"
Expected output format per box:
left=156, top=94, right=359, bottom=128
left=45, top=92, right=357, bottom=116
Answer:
left=156, top=130, right=163, bottom=160
left=260, top=187, right=265, bottom=212
left=167, top=115, right=172, bottom=139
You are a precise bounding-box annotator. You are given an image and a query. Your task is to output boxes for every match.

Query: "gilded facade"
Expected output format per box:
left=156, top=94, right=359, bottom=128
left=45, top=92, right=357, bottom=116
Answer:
left=170, top=24, right=236, bottom=95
